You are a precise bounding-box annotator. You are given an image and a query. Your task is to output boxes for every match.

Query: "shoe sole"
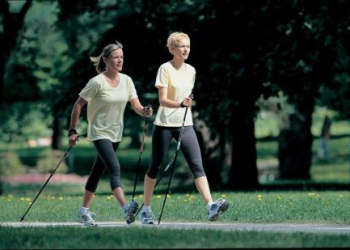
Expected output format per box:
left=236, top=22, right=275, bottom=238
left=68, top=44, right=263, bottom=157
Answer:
left=83, top=223, right=98, bottom=227
left=77, top=219, right=97, bottom=226
left=126, top=214, right=135, bottom=224
left=141, top=220, right=154, bottom=225
left=209, top=201, right=229, bottom=221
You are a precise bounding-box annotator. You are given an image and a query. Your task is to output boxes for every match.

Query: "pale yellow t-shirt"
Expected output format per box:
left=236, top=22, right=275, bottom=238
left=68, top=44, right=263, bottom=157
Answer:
left=154, top=61, right=195, bottom=127
left=79, top=73, right=138, bottom=142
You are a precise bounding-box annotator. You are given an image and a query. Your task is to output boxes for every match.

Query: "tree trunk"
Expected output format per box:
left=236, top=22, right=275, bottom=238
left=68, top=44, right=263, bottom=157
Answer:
left=52, top=111, right=62, bottom=150
left=0, top=0, right=32, bottom=106
left=194, top=117, right=231, bottom=189
left=278, top=111, right=313, bottom=180
left=229, top=115, right=260, bottom=190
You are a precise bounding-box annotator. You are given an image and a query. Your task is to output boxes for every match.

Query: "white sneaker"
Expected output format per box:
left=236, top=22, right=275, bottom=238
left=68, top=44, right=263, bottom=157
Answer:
left=139, top=211, right=154, bottom=225
left=77, top=210, right=97, bottom=226
left=208, top=198, right=229, bottom=221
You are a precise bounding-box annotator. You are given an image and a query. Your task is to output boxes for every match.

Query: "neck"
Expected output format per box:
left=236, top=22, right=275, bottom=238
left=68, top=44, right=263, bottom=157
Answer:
left=171, top=59, right=185, bottom=70
left=103, top=70, right=119, bottom=80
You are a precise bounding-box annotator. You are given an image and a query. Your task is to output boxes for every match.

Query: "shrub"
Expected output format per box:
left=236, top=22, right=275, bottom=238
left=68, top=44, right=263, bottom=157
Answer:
left=35, top=149, right=68, bottom=174
left=0, top=151, right=27, bottom=176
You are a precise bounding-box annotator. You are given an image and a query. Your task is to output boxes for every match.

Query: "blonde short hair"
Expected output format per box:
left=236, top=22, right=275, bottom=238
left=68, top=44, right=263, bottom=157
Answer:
left=166, top=32, right=190, bottom=49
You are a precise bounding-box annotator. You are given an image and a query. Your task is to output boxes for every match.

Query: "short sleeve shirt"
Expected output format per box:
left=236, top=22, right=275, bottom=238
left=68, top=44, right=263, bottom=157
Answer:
left=153, top=61, right=195, bottom=127
left=79, top=73, right=138, bottom=142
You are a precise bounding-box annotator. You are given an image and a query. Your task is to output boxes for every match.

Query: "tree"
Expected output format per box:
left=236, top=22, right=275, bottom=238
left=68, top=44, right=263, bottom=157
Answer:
left=0, top=0, right=33, bottom=107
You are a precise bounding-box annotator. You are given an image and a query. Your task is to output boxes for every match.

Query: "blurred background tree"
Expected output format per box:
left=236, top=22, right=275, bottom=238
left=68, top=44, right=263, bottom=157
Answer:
left=1, top=0, right=350, bottom=190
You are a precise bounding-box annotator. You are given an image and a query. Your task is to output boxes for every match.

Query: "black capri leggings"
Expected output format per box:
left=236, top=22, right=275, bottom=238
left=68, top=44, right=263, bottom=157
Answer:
left=146, top=125, right=206, bottom=179
left=85, top=139, right=121, bottom=192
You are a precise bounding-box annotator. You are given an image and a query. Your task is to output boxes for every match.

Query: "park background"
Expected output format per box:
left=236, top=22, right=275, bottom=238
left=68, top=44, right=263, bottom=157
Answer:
left=1, top=0, right=350, bottom=194
left=3, top=1, right=350, bottom=248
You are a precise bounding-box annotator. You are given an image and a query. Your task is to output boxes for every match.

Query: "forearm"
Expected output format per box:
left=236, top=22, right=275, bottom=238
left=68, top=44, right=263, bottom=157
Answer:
left=159, top=98, right=183, bottom=108
left=130, top=97, right=152, bottom=117
left=69, top=100, right=84, bottom=130
left=70, top=109, right=81, bottom=130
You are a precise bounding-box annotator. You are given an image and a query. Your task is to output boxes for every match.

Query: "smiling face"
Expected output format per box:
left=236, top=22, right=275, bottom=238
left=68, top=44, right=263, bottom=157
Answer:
left=103, top=49, right=124, bottom=72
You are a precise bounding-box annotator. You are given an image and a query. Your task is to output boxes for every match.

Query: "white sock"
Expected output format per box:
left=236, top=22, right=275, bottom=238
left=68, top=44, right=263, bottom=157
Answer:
left=122, top=203, right=128, bottom=211
left=80, top=207, right=89, bottom=214
left=206, top=202, right=213, bottom=211
left=142, top=206, right=151, bottom=212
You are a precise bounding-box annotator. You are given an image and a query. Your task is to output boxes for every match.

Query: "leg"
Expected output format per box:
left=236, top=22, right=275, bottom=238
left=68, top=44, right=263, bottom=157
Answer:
left=194, top=176, right=213, bottom=205
left=112, top=187, right=127, bottom=207
left=94, top=139, right=138, bottom=224
left=179, top=126, right=213, bottom=204
left=82, top=190, right=95, bottom=208
left=179, top=126, right=229, bottom=221
left=140, top=126, right=172, bottom=224
left=143, top=175, right=157, bottom=206
left=143, top=126, right=173, bottom=206
left=93, top=140, right=126, bottom=205
left=82, top=147, right=107, bottom=208
left=77, top=141, right=113, bottom=226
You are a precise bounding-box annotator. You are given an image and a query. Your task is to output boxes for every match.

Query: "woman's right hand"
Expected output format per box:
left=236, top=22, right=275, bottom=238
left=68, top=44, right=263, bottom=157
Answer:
left=180, top=96, right=193, bottom=108
left=69, top=134, right=79, bottom=147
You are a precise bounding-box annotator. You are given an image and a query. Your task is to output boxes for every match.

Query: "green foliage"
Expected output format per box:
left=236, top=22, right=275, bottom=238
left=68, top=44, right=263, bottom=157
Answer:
left=35, top=149, right=68, bottom=174
left=0, top=102, right=51, bottom=143
left=0, top=151, right=27, bottom=176
left=2, top=0, right=350, bottom=187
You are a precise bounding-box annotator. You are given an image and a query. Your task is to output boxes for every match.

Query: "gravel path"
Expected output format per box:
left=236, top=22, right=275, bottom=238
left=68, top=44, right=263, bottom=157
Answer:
left=2, top=221, right=350, bottom=234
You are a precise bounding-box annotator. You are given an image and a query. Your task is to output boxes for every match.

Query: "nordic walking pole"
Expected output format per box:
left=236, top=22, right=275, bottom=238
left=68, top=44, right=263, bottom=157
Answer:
left=20, top=138, right=78, bottom=221
left=157, top=94, right=193, bottom=224
left=131, top=105, right=151, bottom=202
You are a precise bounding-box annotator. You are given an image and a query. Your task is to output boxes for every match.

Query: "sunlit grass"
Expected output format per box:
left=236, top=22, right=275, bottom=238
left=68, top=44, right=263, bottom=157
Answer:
left=2, top=191, right=350, bottom=248
left=2, top=191, right=350, bottom=224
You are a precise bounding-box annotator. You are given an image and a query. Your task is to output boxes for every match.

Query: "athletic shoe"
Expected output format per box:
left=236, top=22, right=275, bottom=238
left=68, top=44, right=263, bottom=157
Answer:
left=207, top=198, right=229, bottom=221
left=139, top=211, right=154, bottom=225
left=124, top=201, right=139, bottom=224
left=77, top=210, right=97, bottom=226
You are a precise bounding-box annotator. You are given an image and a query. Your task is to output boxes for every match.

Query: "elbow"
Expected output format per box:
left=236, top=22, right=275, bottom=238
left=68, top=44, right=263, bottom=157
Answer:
left=159, top=99, right=166, bottom=107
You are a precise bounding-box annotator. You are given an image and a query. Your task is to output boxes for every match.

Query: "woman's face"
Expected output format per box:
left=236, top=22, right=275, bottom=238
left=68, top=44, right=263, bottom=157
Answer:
left=105, top=49, right=124, bottom=72
left=172, top=38, right=190, bottom=60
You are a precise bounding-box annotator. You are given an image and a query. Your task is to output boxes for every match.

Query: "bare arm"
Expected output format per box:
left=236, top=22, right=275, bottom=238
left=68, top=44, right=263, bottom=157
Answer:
left=158, top=87, right=192, bottom=108
left=129, top=97, right=153, bottom=117
left=68, top=97, right=87, bottom=146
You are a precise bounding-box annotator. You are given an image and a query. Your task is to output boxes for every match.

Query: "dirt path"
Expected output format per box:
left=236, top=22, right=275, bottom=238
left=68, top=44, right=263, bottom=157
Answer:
left=2, top=221, right=350, bottom=234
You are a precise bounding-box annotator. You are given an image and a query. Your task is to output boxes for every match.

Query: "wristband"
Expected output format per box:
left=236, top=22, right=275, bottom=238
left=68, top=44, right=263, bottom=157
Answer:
left=68, top=128, right=78, bottom=137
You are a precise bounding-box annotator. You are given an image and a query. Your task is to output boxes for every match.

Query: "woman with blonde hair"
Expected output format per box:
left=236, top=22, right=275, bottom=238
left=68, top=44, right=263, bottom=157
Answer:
left=68, top=41, right=153, bottom=226
left=139, top=32, right=229, bottom=224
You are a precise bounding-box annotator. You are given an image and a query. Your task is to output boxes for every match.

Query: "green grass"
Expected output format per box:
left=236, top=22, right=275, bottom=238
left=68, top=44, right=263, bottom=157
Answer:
left=2, top=191, right=350, bottom=224
left=1, top=226, right=350, bottom=249
left=2, top=226, right=350, bottom=249
left=1, top=191, right=350, bottom=248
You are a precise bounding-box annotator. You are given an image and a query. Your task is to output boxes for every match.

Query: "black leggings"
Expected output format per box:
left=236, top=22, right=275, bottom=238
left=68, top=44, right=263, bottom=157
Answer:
left=85, top=139, right=121, bottom=192
left=146, top=125, right=206, bottom=179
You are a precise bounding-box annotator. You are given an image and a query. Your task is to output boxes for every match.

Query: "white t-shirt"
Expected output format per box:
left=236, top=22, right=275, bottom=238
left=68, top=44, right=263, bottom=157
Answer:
left=154, top=61, right=195, bottom=127
left=79, top=73, right=138, bottom=142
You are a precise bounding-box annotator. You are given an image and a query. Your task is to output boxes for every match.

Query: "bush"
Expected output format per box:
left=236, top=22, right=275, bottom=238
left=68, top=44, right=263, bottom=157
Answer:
left=0, top=151, right=27, bottom=176
left=35, top=149, right=68, bottom=174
